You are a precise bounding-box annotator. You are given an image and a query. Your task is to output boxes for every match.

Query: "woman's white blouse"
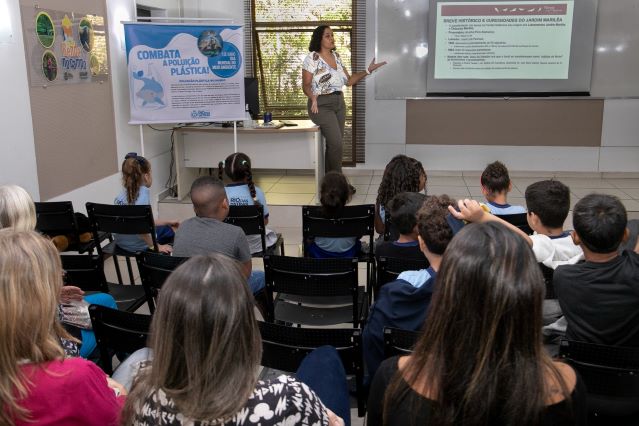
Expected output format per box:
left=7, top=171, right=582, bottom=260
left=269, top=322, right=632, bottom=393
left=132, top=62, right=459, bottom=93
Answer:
left=303, top=51, right=348, bottom=96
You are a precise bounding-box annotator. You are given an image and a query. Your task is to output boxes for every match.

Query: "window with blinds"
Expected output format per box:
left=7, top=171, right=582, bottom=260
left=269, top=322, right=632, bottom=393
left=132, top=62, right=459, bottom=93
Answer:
left=245, top=0, right=366, bottom=164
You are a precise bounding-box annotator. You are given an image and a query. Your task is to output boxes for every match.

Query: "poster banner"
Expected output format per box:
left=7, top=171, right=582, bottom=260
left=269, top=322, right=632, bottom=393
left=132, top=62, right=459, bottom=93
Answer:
left=21, top=7, right=109, bottom=85
left=123, top=23, right=245, bottom=124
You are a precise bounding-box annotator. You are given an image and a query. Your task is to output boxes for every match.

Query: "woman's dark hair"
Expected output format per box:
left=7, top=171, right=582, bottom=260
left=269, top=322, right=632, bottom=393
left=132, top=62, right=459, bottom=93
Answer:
left=320, top=171, right=350, bottom=218
left=121, top=153, right=150, bottom=205
left=309, top=25, right=331, bottom=52
left=383, top=222, right=570, bottom=426
left=218, top=152, right=259, bottom=205
left=121, top=253, right=261, bottom=423
left=376, top=155, right=426, bottom=212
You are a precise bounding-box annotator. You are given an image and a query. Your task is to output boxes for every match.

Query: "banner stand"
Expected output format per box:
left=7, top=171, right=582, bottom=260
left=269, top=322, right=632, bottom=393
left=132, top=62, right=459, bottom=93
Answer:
left=123, top=18, right=244, bottom=162
left=139, top=125, right=145, bottom=157
left=233, top=122, right=238, bottom=153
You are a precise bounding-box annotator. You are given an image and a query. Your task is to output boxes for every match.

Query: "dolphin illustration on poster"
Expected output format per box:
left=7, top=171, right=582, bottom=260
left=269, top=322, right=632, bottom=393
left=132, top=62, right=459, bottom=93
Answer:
left=132, top=70, right=165, bottom=106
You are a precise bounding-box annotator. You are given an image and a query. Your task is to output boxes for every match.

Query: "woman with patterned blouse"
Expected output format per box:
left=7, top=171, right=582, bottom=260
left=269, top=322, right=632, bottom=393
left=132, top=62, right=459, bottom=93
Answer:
left=302, top=25, right=386, bottom=175
left=121, top=253, right=347, bottom=426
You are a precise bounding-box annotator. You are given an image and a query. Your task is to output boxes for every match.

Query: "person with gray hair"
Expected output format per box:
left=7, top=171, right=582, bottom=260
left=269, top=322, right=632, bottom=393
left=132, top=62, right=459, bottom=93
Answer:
left=172, top=176, right=265, bottom=294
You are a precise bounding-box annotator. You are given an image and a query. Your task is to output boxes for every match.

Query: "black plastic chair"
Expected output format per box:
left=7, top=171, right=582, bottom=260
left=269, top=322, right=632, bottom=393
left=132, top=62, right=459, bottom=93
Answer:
left=136, top=252, right=189, bottom=313
left=263, top=255, right=368, bottom=327
left=35, top=201, right=109, bottom=254
left=495, top=212, right=533, bottom=235
left=302, top=204, right=376, bottom=294
left=559, top=339, right=639, bottom=422
left=258, top=321, right=366, bottom=417
left=375, top=256, right=430, bottom=300
left=89, top=304, right=152, bottom=375
left=61, top=254, right=148, bottom=312
left=86, top=202, right=158, bottom=285
left=383, top=327, right=421, bottom=358
left=224, top=204, right=284, bottom=256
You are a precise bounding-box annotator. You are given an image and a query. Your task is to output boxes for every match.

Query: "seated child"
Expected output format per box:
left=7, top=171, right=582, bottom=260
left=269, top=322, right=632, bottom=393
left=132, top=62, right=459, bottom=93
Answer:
left=172, top=176, right=265, bottom=296
left=554, top=194, right=639, bottom=347
left=114, top=153, right=178, bottom=254
left=449, top=180, right=583, bottom=330
left=375, top=155, right=427, bottom=237
left=453, top=179, right=583, bottom=269
left=375, top=192, right=428, bottom=261
left=219, top=152, right=278, bottom=254
left=363, top=195, right=455, bottom=378
left=480, top=161, right=526, bottom=215
left=307, top=172, right=360, bottom=258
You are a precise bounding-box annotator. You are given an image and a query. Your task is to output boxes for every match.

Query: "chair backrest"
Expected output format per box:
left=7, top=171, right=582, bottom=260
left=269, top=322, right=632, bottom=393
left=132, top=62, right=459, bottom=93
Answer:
left=264, top=255, right=358, bottom=298
left=539, top=264, right=556, bottom=299
left=89, top=304, right=152, bottom=375
left=136, top=252, right=189, bottom=313
left=86, top=202, right=157, bottom=252
left=383, top=327, right=421, bottom=358
left=263, top=255, right=359, bottom=323
left=302, top=204, right=375, bottom=256
left=224, top=204, right=266, bottom=252
left=495, top=213, right=533, bottom=235
left=559, top=339, right=639, bottom=417
left=376, top=256, right=430, bottom=290
left=35, top=201, right=78, bottom=236
left=61, top=254, right=109, bottom=293
left=258, top=321, right=366, bottom=416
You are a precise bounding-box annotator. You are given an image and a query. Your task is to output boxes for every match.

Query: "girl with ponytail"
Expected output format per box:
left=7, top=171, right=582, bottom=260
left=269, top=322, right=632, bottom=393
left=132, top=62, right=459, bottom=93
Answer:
left=114, top=153, right=178, bottom=254
left=307, top=171, right=361, bottom=258
left=219, top=152, right=278, bottom=254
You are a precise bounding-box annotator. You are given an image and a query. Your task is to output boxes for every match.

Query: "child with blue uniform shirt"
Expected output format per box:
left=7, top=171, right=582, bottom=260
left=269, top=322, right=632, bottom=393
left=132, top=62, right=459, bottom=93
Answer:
left=219, top=152, right=278, bottom=254
left=307, top=171, right=360, bottom=258
left=375, top=192, right=428, bottom=261
left=480, top=161, right=526, bottom=215
left=363, top=195, right=455, bottom=378
left=113, top=153, right=178, bottom=254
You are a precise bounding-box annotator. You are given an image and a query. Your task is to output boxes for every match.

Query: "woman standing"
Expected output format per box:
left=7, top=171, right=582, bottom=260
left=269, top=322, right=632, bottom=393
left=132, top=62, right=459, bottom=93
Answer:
left=303, top=25, right=386, bottom=174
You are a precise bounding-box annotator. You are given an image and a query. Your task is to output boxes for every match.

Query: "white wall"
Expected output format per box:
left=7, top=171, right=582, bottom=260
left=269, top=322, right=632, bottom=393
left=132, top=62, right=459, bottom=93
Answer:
left=0, top=0, right=39, bottom=198
left=49, top=0, right=180, bottom=213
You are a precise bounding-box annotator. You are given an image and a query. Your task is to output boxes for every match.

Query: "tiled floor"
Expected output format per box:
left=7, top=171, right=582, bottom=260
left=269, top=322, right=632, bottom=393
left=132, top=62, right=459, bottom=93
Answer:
left=256, top=169, right=639, bottom=215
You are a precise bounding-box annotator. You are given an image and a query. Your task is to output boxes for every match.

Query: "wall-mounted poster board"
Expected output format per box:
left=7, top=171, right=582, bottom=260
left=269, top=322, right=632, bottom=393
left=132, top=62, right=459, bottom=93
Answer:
left=19, top=0, right=117, bottom=200
left=22, top=7, right=109, bottom=86
left=123, top=23, right=245, bottom=124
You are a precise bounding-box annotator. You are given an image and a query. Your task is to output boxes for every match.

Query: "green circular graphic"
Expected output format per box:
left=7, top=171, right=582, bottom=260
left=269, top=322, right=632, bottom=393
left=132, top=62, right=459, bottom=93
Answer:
left=79, top=17, right=94, bottom=52
left=36, top=12, right=55, bottom=48
left=42, top=50, right=58, bottom=81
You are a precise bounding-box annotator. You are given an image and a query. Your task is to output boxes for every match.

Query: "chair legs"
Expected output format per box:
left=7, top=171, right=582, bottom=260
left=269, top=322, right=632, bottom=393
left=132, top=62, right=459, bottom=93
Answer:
left=125, top=257, right=136, bottom=285
left=112, top=254, right=137, bottom=285
left=112, top=254, right=124, bottom=285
